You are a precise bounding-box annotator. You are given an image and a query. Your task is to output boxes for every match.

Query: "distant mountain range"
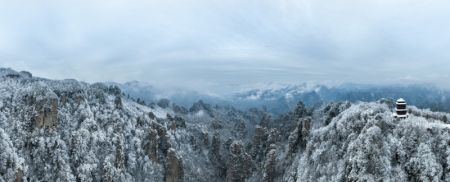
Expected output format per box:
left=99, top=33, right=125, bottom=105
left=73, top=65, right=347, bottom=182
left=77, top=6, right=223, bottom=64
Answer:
left=113, top=81, right=450, bottom=114
left=1, top=67, right=450, bottom=181
left=232, top=83, right=450, bottom=114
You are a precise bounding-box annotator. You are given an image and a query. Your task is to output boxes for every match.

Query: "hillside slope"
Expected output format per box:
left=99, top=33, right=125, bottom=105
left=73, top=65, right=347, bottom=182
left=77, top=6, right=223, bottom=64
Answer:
left=0, top=68, right=177, bottom=181
left=0, top=68, right=272, bottom=182
left=291, top=103, right=450, bottom=182
left=1, top=68, right=450, bottom=182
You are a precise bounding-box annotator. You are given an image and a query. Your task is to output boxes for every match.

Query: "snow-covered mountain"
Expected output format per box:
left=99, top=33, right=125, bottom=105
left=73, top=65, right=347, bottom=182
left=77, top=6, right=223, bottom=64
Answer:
left=109, top=81, right=228, bottom=109
left=113, top=81, right=450, bottom=115
left=1, top=68, right=450, bottom=182
left=291, top=103, right=450, bottom=181
left=0, top=68, right=270, bottom=181
left=232, top=83, right=450, bottom=114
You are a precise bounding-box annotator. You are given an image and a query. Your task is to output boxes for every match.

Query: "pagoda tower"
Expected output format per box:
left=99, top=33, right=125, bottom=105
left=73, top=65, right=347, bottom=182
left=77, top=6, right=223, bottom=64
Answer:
left=394, top=98, right=408, bottom=119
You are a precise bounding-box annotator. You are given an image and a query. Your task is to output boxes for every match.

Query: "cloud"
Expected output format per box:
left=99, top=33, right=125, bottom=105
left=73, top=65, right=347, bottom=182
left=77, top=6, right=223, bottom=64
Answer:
left=0, top=0, right=449, bottom=93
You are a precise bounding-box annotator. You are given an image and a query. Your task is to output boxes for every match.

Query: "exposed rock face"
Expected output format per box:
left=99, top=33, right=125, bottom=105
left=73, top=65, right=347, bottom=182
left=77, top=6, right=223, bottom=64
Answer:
left=287, top=117, right=312, bottom=156
left=33, top=96, right=58, bottom=128
left=263, top=144, right=277, bottom=182
left=234, top=120, right=246, bottom=139
left=114, top=96, right=123, bottom=109
left=209, top=132, right=224, bottom=175
left=251, top=126, right=268, bottom=161
left=210, top=133, right=220, bottom=156
left=155, top=124, right=171, bottom=155
left=226, top=141, right=253, bottom=182
left=145, top=128, right=159, bottom=162
left=272, top=101, right=312, bottom=140
left=15, top=169, right=23, bottom=182
left=165, top=148, right=184, bottom=182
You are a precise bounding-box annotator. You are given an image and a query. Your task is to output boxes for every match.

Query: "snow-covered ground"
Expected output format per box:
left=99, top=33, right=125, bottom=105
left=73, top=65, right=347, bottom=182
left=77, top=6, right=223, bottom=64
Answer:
left=1, top=68, right=450, bottom=182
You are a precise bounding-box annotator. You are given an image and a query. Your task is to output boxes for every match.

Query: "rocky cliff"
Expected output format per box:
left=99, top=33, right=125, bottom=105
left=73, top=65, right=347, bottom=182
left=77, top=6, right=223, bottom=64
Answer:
left=1, top=68, right=450, bottom=182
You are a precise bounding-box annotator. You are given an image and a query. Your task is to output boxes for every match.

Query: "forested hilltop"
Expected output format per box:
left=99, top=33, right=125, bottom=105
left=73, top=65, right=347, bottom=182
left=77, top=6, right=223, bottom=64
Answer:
left=1, top=68, right=450, bottom=182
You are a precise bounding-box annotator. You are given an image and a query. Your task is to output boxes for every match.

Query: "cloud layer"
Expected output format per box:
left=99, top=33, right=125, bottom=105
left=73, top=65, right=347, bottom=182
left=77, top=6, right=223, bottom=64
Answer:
left=0, top=0, right=449, bottom=93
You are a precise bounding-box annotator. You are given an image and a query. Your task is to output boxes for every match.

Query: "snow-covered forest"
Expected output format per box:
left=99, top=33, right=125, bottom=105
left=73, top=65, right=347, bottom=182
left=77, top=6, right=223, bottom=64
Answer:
left=1, top=68, right=450, bottom=182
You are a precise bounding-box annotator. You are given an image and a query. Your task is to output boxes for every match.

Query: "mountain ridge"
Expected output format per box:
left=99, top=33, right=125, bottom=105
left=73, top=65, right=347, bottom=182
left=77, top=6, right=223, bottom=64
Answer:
left=1, top=68, right=450, bottom=181
left=111, top=79, right=450, bottom=114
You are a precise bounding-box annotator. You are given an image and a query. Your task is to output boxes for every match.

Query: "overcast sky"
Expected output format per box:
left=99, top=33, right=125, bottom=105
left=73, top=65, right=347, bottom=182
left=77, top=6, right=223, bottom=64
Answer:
left=0, top=0, right=449, bottom=93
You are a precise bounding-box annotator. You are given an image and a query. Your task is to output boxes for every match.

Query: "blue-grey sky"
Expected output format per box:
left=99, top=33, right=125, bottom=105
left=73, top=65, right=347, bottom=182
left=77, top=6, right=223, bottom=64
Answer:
left=0, top=0, right=449, bottom=93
